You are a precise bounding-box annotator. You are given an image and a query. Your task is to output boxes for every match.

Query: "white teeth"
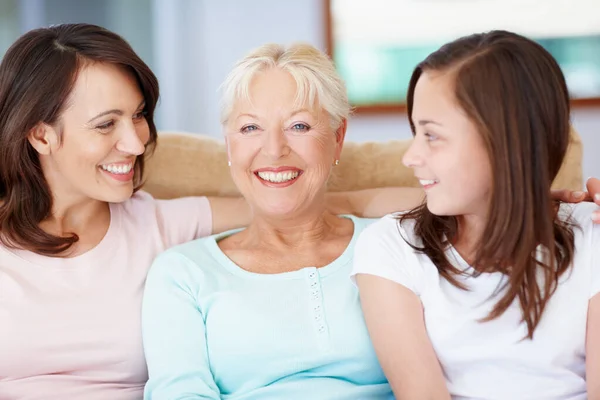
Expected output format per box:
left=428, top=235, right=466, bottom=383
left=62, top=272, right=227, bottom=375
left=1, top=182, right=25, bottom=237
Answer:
left=257, top=171, right=300, bottom=183
left=101, top=163, right=133, bottom=175
left=419, top=179, right=438, bottom=186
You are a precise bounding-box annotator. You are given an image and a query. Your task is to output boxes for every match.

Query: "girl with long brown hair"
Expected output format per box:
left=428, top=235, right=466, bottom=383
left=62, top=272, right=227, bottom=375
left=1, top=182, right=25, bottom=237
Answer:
left=352, top=30, right=600, bottom=399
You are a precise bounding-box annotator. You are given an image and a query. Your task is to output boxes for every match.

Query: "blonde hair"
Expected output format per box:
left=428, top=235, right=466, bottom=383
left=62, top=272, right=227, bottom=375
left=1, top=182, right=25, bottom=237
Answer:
left=219, top=43, right=351, bottom=130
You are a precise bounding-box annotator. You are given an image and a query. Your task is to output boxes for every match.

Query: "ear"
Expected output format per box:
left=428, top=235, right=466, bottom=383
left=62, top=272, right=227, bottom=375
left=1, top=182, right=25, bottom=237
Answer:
left=333, top=118, right=347, bottom=161
left=27, top=123, right=59, bottom=155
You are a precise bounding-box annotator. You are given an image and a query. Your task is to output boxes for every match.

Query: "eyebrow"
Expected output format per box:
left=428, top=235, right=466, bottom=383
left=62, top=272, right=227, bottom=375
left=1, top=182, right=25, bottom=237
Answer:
left=234, top=108, right=312, bottom=123
left=236, top=113, right=259, bottom=121
left=288, top=108, right=311, bottom=118
left=87, top=99, right=146, bottom=124
left=417, top=119, right=443, bottom=127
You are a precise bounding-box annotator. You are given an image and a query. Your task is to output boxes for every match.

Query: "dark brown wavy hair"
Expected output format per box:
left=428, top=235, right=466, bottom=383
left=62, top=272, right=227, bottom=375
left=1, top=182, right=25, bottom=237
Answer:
left=0, top=23, right=159, bottom=255
left=400, top=30, right=575, bottom=339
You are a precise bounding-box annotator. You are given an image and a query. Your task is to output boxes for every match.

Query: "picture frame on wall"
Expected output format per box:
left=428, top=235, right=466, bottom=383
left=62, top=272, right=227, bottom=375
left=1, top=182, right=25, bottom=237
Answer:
left=324, top=0, right=600, bottom=113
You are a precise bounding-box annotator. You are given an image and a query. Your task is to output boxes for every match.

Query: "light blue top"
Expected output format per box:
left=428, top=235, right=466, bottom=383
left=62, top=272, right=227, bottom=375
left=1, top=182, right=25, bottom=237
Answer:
left=141, top=215, right=392, bottom=400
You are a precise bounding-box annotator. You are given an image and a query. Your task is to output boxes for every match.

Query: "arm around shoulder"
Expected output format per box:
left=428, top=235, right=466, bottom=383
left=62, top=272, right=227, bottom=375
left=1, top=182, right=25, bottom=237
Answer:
left=327, top=187, right=424, bottom=217
left=155, top=195, right=214, bottom=246
left=206, top=196, right=251, bottom=234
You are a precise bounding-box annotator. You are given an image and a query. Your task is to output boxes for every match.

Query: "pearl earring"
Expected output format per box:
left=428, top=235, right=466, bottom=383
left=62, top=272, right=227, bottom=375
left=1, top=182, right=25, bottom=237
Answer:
left=227, top=161, right=231, bottom=167
left=334, top=159, right=340, bottom=166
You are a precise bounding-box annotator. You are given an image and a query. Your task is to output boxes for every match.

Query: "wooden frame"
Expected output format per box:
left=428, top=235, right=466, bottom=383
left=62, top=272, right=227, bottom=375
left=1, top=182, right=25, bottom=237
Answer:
left=323, top=0, right=600, bottom=114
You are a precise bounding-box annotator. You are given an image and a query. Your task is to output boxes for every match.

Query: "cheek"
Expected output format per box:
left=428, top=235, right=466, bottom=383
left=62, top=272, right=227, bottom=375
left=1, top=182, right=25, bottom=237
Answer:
left=288, top=134, right=334, bottom=166
left=453, top=142, right=492, bottom=193
left=228, top=136, right=260, bottom=171
left=470, top=142, right=493, bottom=182
left=57, top=135, right=113, bottom=169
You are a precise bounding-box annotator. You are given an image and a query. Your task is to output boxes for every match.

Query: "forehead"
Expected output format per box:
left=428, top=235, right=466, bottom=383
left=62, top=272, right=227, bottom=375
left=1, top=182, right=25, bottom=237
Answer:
left=233, top=68, right=316, bottom=115
left=412, top=69, right=485, bottom=149
left=64, top=62, right=143, bottom=116
left=251, top=67, right=295, bottom=90
left=412, top=70, right=458, bottom=118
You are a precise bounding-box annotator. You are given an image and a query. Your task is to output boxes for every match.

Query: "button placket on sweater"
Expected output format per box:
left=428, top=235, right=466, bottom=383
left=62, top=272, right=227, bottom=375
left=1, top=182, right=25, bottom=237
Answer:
left=305, top=267, right=329, bottom=345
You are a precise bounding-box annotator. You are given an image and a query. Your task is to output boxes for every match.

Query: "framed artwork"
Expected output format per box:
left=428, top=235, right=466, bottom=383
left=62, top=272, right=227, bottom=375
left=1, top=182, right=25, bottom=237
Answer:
left=325, top=0, right=600, bottom=113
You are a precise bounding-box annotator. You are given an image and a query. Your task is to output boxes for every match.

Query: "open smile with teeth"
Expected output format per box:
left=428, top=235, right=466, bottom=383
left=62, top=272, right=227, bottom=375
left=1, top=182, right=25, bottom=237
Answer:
left=256, top=171, right=300, bottom=183
left=100, top=163, right=134, bottom=175
left=419, top=179, right=438, bottom=186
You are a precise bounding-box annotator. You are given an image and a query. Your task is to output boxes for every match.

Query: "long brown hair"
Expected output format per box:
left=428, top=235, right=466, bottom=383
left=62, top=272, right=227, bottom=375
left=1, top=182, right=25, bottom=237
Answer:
left=0, top=23, right=160, bottom=256
left=400, top=30, right=575, bottom=338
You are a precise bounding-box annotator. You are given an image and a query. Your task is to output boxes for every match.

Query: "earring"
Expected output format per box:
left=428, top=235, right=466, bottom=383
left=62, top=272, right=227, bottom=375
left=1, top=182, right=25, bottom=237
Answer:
left=227, top=160, right=231, bottom=167
left=334, top=159, right=340, bottom=166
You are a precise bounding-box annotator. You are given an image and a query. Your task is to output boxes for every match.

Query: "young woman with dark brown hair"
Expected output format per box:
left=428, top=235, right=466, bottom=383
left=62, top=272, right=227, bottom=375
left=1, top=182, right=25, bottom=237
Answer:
left=353, top=30, right=600, bottom=399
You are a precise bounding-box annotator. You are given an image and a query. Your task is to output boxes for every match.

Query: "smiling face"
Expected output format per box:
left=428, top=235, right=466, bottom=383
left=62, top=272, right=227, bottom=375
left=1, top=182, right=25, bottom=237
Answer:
left=30, top=62, right=150, bottom=205
left=403, top=70, right=493, bottom=220
left=225, top=67, right=346, bottom=218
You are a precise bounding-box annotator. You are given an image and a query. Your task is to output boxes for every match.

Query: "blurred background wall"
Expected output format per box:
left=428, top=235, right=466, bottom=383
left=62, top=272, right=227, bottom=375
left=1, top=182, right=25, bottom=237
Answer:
left=1, top=0, right=597, bottom=183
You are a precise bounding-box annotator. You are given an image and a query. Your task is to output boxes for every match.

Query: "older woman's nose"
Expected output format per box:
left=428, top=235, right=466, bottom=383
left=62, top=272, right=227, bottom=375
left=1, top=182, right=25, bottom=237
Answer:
left=262, top=129, right=290, bottom=159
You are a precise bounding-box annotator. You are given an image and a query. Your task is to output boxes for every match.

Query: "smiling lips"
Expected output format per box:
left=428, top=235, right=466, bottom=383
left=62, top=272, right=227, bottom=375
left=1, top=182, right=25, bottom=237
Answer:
left=99, top=161, right=135, bottom=182
left=419, top=178, right=439, bottom=189
left=254, top=166, right=303, bottom=188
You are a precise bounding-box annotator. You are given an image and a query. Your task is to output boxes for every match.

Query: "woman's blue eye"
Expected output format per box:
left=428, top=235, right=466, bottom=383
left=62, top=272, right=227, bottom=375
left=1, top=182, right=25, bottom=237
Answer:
left=241, top=125, right=258, bottom=134
left=291, top=123, right=310, bottom=131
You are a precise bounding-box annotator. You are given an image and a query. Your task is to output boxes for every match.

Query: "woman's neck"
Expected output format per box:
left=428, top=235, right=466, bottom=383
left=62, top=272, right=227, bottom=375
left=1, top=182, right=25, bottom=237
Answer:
left=39, top=196, right=110, bottom=240
left=241, top=208, right=345, bottom=251
left=453, top=214, right=487, bottom=265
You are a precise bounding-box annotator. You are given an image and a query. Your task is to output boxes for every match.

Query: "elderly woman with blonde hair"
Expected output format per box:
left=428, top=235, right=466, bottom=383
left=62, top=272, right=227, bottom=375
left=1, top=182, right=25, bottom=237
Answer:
left=140, top=43, right=400, bottom=399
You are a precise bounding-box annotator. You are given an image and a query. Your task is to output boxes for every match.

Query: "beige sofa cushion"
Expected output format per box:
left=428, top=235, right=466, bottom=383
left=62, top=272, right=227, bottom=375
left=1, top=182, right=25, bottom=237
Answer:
left=143, top=128, right=583, bottom=199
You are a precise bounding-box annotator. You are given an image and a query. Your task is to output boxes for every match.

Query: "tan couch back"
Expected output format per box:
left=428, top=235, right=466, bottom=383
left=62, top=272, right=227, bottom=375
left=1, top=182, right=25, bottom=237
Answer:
left=143, top=129, right=583, bottom=199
